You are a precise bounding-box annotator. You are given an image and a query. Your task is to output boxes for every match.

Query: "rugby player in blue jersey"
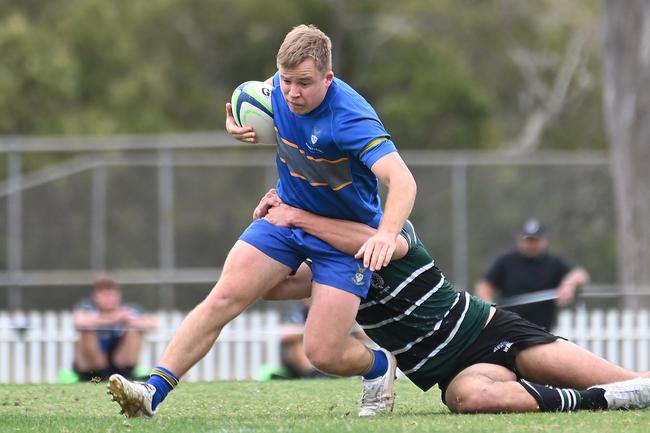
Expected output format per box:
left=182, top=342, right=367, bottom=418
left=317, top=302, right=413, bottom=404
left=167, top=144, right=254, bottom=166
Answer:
left=258, top=191, right=650, bottom=414
left=107, top=24, right=416, bottom=417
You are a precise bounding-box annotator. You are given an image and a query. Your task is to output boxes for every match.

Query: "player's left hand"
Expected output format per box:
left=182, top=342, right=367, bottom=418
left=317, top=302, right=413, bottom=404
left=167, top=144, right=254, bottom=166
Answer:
left=355, top=230, right=397, bottom=271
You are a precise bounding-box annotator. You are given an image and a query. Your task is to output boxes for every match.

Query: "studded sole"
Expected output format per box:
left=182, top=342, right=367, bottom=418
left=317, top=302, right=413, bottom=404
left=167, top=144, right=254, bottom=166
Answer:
left=107, top=375, right=141, bottom=417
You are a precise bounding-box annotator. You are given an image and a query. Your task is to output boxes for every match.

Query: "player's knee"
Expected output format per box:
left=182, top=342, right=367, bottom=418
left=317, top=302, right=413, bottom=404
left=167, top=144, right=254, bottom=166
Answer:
left=203, top=286, right=248, bottom=316
left=303, top=343, right=337, bottom=373
left=447, top=392, right=481, bottom=413
left=446, top=385, right=493, bottom=413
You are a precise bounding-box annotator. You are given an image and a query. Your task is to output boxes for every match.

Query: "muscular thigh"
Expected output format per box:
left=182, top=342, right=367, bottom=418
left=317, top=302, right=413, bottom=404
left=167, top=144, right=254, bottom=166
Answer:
left=209, top=240, right=293, bottom=307
left=303, top=282, right=360, bottom=349
left=516, top=339, right=637, bottom=388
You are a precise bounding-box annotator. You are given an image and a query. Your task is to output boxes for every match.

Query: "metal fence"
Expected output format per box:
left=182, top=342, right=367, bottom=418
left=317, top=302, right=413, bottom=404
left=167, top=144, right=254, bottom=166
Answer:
left=0, top=133, right=620, bottom=311
left=1, top=308, right=649, bottom=384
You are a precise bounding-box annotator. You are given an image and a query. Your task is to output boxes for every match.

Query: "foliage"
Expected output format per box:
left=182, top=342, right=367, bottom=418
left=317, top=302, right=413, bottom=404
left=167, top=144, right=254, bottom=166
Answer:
left=0, top=0, right=603, bottom=151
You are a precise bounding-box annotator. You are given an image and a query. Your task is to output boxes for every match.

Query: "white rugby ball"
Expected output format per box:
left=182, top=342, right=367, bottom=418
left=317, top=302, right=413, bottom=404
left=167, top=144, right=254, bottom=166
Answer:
left=231, top=81, right=276, bottom=145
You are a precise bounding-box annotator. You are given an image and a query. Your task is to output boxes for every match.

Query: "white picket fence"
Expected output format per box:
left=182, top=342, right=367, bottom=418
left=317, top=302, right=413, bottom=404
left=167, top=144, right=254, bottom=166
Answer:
left=0, top=309, right=281, bottom=384
left=2, top=308, right=650, bottom=384
left=555, top=308, right=650, bottom=371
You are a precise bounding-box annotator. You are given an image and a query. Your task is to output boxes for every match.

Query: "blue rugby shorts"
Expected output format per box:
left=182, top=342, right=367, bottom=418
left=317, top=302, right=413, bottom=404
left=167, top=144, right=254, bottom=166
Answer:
left=239, top=218, right=371, bottom=298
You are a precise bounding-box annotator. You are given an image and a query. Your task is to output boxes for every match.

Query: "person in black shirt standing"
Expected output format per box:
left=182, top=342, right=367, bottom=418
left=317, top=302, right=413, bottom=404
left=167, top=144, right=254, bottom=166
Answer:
left=475, top=218, right=589, bottom=330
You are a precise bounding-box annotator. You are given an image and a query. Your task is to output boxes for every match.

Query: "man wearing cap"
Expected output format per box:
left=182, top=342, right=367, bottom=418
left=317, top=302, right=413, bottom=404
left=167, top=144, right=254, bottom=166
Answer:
left=474, top=218, right=589, bottom=330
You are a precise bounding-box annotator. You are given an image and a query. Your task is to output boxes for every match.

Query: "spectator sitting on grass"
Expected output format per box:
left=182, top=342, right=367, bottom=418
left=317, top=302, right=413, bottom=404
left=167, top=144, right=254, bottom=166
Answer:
left=72, top=274, right=157, bottom=381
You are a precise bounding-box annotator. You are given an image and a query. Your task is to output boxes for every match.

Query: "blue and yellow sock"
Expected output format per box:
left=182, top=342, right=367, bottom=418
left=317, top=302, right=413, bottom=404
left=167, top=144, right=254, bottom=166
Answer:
left=363, top=349, right=388, bottom=380
left=147, top=366, right=179, bottom=410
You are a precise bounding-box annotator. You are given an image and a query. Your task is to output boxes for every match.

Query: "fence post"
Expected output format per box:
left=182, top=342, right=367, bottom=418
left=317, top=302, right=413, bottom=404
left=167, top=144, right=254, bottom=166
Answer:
left=637, top=310, right=649, bottom=372
left=590, top=310, right=605, bottom=358
left=0, top=312, right=10, bottom=383
left=7, top=150, right=23, bottom=310
left=266, top=310, right=281, bottom=369
left=605, top=310, right=620, bottom=365
left=90, top=164, right=108, bottom=271
left=150, top=311, right=170, bottom=365
left=218, top=322, right=232, bottom=380
left=44, top=311, right=59, bottom=383
left=621, top=310, right=635, bottom=370
left=233, top=316, right=247, bottom=380
left=60, top=312, right=76, bottom=376
left=249, top=312, right=263, bottom=379
left=451, top=163, right=469, bottom=290
left=11, top=311, right=26, bottom=383
left=28, top=311, right=42, bottom=383
left=158, top=148, right=176, bottom=309
left=574, top=307, right=589, bottom=349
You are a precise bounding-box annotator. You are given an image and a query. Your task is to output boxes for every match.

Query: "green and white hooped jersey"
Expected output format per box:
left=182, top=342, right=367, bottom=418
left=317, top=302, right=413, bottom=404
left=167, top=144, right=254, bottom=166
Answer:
left=355, top=221, right=491, bottom=391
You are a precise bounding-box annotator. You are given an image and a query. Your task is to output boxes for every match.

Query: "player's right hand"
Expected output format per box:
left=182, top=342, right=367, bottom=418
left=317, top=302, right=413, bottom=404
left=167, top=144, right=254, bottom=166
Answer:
left=225, top=102, right=257, bottom=143
left=253, top=188, right=282, bottom=219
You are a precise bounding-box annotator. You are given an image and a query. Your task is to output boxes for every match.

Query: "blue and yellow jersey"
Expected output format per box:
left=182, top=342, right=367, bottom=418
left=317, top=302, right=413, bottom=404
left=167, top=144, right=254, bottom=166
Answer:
left=271, top=72, right=397, bottom=227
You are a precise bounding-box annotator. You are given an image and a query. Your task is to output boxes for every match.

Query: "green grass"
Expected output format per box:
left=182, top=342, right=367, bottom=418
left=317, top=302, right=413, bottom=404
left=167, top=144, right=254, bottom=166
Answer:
left=1, top=379, right=649, bottom=433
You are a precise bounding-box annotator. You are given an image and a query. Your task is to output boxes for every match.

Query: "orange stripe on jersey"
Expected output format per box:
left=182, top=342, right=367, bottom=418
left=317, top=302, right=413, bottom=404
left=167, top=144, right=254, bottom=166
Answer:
left=289, top=171, right=308, bottom=180
left=283, top=166, right=351, bottom=190
left=277, top=134, right=353, bottom=191
left=280, top=137, right=349, bottom=164
left=331, top=181, right=353, bottom=191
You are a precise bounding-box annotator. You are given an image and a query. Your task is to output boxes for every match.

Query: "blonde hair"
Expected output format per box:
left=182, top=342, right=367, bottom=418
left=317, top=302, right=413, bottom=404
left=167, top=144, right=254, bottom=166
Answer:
left=276, top=24, right=332, bottom=75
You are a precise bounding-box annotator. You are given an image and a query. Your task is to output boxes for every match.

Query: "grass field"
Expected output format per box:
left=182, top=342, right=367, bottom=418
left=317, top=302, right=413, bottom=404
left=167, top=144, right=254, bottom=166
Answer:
left=2, top=379, right=649, bottom=433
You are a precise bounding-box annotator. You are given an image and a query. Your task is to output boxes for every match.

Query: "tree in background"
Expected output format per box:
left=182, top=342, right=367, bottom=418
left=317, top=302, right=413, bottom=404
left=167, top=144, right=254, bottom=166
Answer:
left=602, top=0, right=650, bottom=304
left=0, top=0, right=603, bottom=152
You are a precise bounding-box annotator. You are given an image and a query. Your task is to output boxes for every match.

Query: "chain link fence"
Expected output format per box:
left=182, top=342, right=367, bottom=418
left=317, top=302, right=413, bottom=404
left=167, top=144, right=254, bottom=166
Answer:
left=0, top=133, right=622, bottom=311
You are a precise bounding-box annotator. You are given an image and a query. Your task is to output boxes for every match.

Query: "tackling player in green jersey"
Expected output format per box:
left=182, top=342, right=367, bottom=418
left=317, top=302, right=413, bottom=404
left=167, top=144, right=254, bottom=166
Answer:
left=258, top=189, right=650, bottom=414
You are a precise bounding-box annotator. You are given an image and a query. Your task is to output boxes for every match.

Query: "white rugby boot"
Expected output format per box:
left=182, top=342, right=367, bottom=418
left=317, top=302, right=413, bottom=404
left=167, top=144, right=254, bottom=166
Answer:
left=359, top=348, right=397, bottom=416
left=589, top=377, right=650, bottom=410
left=107, top=373, right=157, bottom=417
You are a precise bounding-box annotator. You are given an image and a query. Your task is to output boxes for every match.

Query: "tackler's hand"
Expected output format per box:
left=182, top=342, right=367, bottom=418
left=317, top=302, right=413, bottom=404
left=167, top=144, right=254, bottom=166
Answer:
left=355, top=230, right=397, bottom=272
left=253, top=188, right=282, bottom=220
left=264, top=203, right=297, bottom=227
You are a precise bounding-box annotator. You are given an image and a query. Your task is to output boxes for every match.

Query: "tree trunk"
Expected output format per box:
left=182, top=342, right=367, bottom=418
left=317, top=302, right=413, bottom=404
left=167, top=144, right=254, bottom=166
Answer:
left=601, top=0, right=650, bottom=308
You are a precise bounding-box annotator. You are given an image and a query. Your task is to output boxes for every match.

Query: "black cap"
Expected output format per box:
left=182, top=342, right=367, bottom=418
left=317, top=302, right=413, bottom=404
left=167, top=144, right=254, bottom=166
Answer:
left=520, top=218, right=546, bottom=238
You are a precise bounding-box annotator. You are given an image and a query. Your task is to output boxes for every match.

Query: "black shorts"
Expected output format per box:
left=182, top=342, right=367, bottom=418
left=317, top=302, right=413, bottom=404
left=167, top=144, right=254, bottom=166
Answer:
left=438, top=308, right=561, bottom=404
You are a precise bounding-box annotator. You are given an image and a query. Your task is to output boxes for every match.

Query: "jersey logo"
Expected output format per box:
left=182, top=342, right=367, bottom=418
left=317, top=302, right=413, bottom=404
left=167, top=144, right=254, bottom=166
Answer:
left=371, top=273, right=385, bottom=289
left=352, top=264, right=367, bottom=286
left=305, top=127, right=323, bottom=153
left=493, top=340, right=514, bottom=353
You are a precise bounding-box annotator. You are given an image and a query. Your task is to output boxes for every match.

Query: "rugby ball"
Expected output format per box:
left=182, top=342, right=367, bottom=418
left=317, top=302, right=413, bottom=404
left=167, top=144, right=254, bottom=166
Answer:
left=231, top=81, right=276, bottom=145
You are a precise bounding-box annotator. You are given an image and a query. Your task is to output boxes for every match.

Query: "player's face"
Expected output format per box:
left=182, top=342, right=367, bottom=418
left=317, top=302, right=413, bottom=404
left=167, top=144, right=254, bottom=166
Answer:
left=518, top=236, right=548, bottom=258
left=278, top=58, right=333, bottom=115
left=93, top=286, right=122, bottom=312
